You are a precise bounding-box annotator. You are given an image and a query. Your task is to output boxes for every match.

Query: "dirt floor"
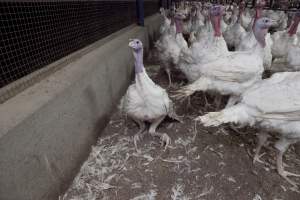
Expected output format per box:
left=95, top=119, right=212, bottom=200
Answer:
left=61, top=53, right=300, bottom=200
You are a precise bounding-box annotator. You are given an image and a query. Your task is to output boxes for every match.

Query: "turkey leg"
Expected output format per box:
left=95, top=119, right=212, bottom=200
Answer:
left=132, top=117, right=146, bottom=151
left=275, top=139, right=300, bottom=188
left=214, top=95, right=222, bottom=110
left=253, top=132, right=269, bottom=164
left=165, top=67, right=172, bottom=88
left=149, top=115, right=170, bottom=150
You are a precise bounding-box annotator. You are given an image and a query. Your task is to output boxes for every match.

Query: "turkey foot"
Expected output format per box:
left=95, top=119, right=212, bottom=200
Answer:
left=186, top=96, right=197, bottom=111
left=277, top=150, right=300, bottom=188
left=253, top=133, right=269, bottom=164
left=229, top=124, right=244, bottom=135
left=132, top=118, right=146, bottom=152
left=165, top=68, right=172, bottom=88
left=149, top=116, right=170, bottom=150
left=160, top=133, right=171, bottom=150
left=150, top=132, right=171, bottom=150
left=214, top=95, right=222, bottom=110
left=134, top=131, right=147, bottom=152
left=203, top=93, right=213, bottom=109
left=253, top=152, right=266, bottom=164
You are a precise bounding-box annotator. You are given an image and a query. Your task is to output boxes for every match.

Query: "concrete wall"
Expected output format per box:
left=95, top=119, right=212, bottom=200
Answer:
left=0, top=14, right=162, bottom=200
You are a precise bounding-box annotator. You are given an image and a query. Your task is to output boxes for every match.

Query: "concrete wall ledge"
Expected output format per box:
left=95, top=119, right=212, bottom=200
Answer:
left=0, top=14, right=162, bottom=200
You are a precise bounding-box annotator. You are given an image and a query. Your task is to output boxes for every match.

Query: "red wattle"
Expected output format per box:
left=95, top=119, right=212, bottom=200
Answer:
left=253, top=8, right=262, bottom=30
left=212, top=17, right=221, bottom=37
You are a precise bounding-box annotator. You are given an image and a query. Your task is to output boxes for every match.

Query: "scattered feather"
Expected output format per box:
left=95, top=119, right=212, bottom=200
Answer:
left=227, top=176, right=237, bottom=183
left=131, top=182, right=142, bottom=189
left=253, top=194, right=262, bottom=200
left=197, top=185, right=214, bottom=198
left=131, top=190, right=157, bottom=200
left=171, top=184, right=191, bottom=200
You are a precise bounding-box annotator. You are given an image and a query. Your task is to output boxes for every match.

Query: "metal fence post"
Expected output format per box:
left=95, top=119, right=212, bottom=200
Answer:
left=165, top=0, right=168, bottom=9
left=252, top=0, right=256, bottom=8
left=136, top=0, right=144, bottom=26
left=161, top=0, right=166, bottom=9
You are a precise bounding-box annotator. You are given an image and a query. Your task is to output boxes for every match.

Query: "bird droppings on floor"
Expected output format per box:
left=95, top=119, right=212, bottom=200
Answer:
left=61, top=58, right=300, bottom=200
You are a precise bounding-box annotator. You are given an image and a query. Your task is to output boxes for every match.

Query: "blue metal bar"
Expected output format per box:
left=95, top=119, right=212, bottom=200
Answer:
left=165, top=0, right=169, bottom=9
left=160, top=0, right=163, bottom=8
left=168, top=0, right=171, bottom=9
left=136, top=0, right=144, bottom=26
left=160, top=0, right=165, bottom=9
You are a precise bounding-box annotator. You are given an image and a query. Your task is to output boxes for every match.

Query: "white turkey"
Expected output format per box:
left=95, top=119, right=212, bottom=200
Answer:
left=287, top=12, right=300, bottom=70
left=198, top=72, right=300, bottom=188
left=177, top=5, right=228, bottom=82
left=272, top=12, right=300, bottom=71
left=240, top=4, right=253, bottom=31
left=155, top=12, right=188, bottom=87
left=223, top=2, right=247, bottom=50
left=223, top=4, right=234, bottom=25
left=172, top=13, right=189, bottom=51
left=220, top=11, right=228, bottom=34
left=188, top=31, right=197, bottom=45
left=287, top=42, right=300, bottom=70
left=159, top=8, right=171, bottom=35
left=177, top=1, right=190, bottom=17
left=182, top=9, right=194, bottom=35
left=266, top=0, right=290, bottom=31
left=121, top=39, right=180, bottom=151
left=195, top=3, right=214, bottom=43
left=190, top=5, right=205, bottom=33
left=271, top=11, right=300, bottom=62
left=263, top=9, right=288, bottom=31
left=237, top=0, right=273, bottom=70
left=174, top=15, right=273, bottom=108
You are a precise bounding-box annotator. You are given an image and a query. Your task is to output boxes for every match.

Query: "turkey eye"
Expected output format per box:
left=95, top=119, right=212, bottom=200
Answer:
left=136, top=41, right=139, bottom=44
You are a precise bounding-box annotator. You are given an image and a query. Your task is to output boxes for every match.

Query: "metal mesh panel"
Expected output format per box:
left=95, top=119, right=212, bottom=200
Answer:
left=0, top=0, right=160, bottom=90
left=183, top=0, right=299, bottom=9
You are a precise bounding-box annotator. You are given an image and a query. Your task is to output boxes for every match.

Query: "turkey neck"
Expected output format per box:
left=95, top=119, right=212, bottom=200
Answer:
left=238, top=5, right=244, bottom=21
left=211, top=15, right=221, bottom=37
left=253, top=24, right=267, bottom=48
left=204, top=14, right=210, bottom=26
left=255, top=8, right=262, bottom=19
left=252, top=6, right=262, bottom=29
left=288, top=16, right=300, bottom=36
left=171, top=16, right=175, bottom=26
left=175, top=17, right=183, bottom=34
left=133, top=49, right=144, bottom=74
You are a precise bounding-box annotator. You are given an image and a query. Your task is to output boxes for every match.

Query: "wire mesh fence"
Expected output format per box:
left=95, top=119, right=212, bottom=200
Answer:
left=0, top=0, right=160, bottom=100
left=182, top=0, right=300, bottom=9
